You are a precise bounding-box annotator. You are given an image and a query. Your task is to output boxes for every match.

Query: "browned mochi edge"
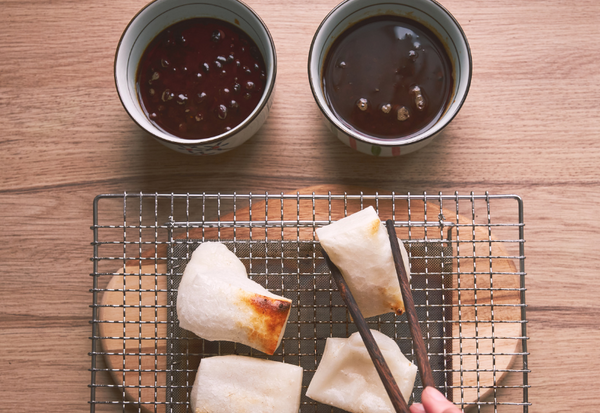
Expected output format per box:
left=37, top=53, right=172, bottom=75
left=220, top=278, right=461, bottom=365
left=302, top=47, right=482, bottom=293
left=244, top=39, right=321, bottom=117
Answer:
left=325, top=213, right=405, bottom=317
left=392, top=297, right=405, bottom=316
left=236, top=291, right=292, bottom=355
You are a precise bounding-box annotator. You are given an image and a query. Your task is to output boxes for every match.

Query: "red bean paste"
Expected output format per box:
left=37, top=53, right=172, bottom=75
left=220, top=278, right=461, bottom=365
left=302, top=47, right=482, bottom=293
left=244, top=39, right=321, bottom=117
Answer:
left=137, top=18, right=266, bottom=139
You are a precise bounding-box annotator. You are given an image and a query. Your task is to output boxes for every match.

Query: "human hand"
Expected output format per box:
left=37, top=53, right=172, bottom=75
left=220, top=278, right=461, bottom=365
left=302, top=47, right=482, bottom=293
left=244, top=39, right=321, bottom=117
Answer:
left=410, top=386, right=462, bottom=413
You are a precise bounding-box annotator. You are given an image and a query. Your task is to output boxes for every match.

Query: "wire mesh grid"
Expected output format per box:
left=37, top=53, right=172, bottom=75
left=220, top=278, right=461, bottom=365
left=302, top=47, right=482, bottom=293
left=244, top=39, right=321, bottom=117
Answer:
left=90, top=192, right=530, bottom=412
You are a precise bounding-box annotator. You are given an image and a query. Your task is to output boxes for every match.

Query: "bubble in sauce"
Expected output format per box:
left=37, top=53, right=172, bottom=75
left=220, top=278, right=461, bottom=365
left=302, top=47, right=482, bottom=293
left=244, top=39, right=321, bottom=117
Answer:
left=217, top=104, right=228, bottom=119
left=356, top=98, right=368, bottom=111
left=176, top=93, right=188, bottom=105
left=196, top=91, right=207, bottom=103
left=211, top=29, right=224, bottom=43
left=162, top=89, right=174, bottom=102
left=411, top=85, right=426, bottom=110
left=397, top=106, right=410, bottom=121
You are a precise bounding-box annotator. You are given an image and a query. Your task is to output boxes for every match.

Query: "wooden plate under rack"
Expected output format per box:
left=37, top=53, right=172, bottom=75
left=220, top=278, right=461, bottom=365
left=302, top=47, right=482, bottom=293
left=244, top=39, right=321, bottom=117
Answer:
left=91, top=186, right=528, bottom=412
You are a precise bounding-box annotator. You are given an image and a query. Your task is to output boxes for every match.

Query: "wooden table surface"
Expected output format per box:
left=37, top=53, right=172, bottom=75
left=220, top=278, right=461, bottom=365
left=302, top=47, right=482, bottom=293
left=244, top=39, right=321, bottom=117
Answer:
left=1, top=0, right=599, bottom=412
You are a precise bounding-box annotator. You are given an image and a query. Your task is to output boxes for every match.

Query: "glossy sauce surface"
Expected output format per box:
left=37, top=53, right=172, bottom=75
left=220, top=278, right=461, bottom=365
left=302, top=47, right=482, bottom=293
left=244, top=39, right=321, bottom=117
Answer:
left=137, top=18, right=266, bottom=140
left=323, top=16, right=453, bottom=140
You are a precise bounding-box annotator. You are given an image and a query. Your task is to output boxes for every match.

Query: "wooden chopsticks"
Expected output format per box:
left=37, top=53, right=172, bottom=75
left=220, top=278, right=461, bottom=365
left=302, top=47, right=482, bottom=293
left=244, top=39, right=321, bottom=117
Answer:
left=321, top=218, right=436, bottom=413
left=385, top=219, right=435, bottom=389
left=322, top=251, right=411, bottom=413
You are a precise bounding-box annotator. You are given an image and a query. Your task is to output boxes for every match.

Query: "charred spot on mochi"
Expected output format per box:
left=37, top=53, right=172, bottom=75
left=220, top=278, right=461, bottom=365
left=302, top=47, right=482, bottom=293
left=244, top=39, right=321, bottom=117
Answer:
left=367, top=218, right=381, bottom=237
left=378, top=285, right=406, bottom=316
left=237, top=293, right=292, bottom=355
left=393, top=304, right=406, bottom=315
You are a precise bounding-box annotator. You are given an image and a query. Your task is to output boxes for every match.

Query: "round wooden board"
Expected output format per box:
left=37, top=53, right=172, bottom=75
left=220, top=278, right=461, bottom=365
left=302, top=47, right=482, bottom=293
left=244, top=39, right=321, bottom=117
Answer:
left=98, top=185, right=522, bottom=411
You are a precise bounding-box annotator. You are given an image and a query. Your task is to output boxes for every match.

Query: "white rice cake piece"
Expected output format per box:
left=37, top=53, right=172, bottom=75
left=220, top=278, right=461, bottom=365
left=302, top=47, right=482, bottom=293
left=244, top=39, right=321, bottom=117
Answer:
left=191, top=355, right=303, bottom=413
left=306, top=330, right=417, bottom=413
left=177, top=242, right=292, bottom=355
left=316, top=206, right=410, bottom=318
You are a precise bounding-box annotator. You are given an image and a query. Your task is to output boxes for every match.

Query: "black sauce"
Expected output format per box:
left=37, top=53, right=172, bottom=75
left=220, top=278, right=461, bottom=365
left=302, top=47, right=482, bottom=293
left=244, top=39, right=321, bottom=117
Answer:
left=137, top=18, right=266, bottom=140
left=322, top=16, right=454, bottom=140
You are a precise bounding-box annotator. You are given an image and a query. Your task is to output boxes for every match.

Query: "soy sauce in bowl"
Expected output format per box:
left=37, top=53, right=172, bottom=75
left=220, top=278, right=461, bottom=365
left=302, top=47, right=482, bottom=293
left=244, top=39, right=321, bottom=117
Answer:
left=136, top=18, right=266, bottom=140
left=322, top=15, right=454, bottom=140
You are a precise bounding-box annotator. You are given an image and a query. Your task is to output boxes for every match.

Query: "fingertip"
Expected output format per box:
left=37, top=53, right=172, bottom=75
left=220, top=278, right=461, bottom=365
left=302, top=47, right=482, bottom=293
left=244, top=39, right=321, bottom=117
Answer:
left=421, top=387, right=462, bottom=413
left=443, top=407, right=463, bottom=413
left=410, top=402, right=426, bottom=413
left=423, top=386, right=448, bottom=402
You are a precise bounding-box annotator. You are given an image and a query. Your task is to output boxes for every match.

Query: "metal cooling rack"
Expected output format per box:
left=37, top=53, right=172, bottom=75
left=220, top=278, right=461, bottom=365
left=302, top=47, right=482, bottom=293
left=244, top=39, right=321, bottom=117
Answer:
left=90, top=192, right=530, bottom=412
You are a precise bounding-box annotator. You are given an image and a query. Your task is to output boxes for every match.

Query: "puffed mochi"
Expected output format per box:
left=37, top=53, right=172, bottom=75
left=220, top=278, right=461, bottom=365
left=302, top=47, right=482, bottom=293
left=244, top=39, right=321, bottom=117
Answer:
left=306, top=330, right=417, bottom=412
left=316, top=206, right=410, bottom=318
left=176, top=242, right=292, bottom=355
left=191, top=355, right=303, bottom=413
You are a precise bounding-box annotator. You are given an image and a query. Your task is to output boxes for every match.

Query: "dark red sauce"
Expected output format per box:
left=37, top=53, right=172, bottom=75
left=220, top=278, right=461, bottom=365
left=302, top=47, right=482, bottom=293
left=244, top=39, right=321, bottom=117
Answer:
left=322, top=16, right=453, bottom=140
left=137, top=18, right=266, bottom=140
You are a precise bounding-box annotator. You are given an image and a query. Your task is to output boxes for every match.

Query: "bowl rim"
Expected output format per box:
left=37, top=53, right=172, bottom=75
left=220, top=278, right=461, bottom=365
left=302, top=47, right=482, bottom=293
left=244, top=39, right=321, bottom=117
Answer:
left=307, top=0, right=472, bottom=147
left=114, top=0, right=277, bottom=145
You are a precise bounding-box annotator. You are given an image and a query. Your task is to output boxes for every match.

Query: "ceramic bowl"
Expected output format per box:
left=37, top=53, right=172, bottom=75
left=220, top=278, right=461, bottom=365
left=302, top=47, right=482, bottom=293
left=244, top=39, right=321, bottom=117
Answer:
left=308, top=0, right=471, bottom=157
left=115, top=0, right=276, bottom=155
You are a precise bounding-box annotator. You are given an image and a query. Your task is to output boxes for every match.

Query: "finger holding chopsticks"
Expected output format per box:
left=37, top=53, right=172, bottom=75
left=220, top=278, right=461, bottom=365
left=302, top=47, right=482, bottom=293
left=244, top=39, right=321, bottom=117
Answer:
left=409, top=386, right=463, bottom=413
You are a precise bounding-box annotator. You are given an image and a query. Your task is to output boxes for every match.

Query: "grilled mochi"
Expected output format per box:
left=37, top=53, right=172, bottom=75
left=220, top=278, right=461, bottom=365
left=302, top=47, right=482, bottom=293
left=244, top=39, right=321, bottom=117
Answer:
left=316, top=206, right=410, bottom=318
left=190, top=355, right=303, bottom=413
left=176, top=242, right=292, bottom=355
left=306, top=330, right=418, bottom=413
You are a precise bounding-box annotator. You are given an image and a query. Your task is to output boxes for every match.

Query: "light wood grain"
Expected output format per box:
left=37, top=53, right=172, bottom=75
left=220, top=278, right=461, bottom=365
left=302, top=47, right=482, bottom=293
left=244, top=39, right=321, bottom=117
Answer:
left=1, top=0, right=599, bottom=412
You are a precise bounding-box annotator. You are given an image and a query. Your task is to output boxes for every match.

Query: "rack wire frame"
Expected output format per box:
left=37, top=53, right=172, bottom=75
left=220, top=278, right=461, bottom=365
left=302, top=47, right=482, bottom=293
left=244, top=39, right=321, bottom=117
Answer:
left=89, top=192, right=530, bottom=413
